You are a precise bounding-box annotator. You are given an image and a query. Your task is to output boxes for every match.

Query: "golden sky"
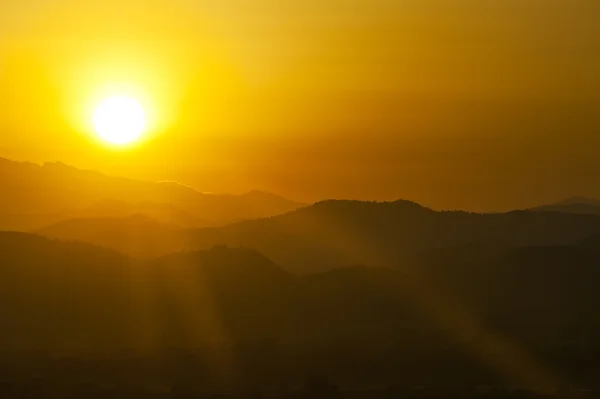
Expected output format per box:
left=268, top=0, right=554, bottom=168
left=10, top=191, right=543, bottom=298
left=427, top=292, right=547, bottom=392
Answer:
left=1, top=0, right=599, bottom=211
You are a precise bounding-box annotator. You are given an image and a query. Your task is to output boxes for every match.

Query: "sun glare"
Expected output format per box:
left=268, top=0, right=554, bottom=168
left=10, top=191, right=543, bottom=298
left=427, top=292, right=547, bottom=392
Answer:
left=93, top=96, right=147, bottom=145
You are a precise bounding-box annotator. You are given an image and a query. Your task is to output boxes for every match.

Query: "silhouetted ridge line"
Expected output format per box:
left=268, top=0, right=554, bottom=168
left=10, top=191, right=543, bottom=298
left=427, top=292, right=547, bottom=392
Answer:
left=309, top=199, right=431, bottom=211
left=185, top=200, right=600, bottom=273
left=0, top=230, right=126, bottom=259
left=0, top=156, right=304, bottom=231
left=156, top=245, right=295, bottom=285
left=532, top=197, right=600, bottom=215
left=36, top=214, right=184, bottom=258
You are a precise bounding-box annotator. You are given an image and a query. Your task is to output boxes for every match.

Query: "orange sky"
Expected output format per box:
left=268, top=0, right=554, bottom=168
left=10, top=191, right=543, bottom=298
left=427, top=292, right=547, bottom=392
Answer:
left=1, top=0, right=599, bottom=211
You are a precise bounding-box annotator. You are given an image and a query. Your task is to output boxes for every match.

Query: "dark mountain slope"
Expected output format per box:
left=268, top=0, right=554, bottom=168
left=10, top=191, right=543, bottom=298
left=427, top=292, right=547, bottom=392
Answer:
left=30, top=199, right=600, bottom=272
left=0, top=232, right=133, bottom=353
left=0, top=233, right=301, bottom=353
left=187, top=200, right=600, bottom=273
left=4, top=232, right=600, bottom=388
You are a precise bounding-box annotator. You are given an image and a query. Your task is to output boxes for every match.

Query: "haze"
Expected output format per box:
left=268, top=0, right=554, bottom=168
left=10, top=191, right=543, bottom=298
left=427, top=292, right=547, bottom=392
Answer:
left=6, top=2, right=600, bottom=396
left=1, top=0, right=600, bottom=211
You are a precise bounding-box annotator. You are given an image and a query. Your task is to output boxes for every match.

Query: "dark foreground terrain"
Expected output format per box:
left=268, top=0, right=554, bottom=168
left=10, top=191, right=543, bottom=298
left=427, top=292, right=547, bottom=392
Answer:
left=2, top=228, right=600, bottom=398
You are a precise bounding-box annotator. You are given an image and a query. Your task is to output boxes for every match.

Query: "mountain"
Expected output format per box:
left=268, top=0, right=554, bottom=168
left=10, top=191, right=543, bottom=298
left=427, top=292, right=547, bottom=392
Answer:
left=6, top=231, right=600, bottom=389
left=36, top=214, right=186, bottom=258
left=0, top=231, right=133, bottom=353
left=5, top=231, right=600, bottom=345
left=0, top=232, right=304, bottom=353
left=30, top=198, right=600, bottom=273
left=186, top=199, right=600, bottom=273
left=531, top=197, right=600, bottom=215
left=0, top=157, right=304, bottom=230
left=71, top=198, right=208, bottom=227
left=4, top=231, right=600, bottom=389
left=414, top=244, right=600, bottom=346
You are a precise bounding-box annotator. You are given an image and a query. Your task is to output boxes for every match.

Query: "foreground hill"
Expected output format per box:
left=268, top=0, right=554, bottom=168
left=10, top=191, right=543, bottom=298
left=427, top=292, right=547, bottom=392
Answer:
left=0, top=232, right=300, bottom=353
left=187, top=199, right=600, bottom=272
left=0, top=157, right=304, bottom=230
left=4, top=231, right=600, bottom=348
left=3, top=232, right=600, bottom=389
left=0, top=232, right=133, bottom=353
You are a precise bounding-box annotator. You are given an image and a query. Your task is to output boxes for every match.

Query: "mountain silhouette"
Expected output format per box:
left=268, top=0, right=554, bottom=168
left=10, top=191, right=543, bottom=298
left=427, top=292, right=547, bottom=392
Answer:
left=36, top=214, right=186, bottom=258
left=0, top=157, right=304, bottom=230
left=72, top=198, right=207, bottom=227
left=4, top=230, right=600, bottom=391
left=531, top=197, right=600, bottom=215
left=186, top=199, right=600, bottom=273
left=0, top=232, right=299, bottom=352
left=3, top=230, right=600, bottom=386
left=30, top=198, right=600, bottom=272
left=0, top=231, right=132, bottom=353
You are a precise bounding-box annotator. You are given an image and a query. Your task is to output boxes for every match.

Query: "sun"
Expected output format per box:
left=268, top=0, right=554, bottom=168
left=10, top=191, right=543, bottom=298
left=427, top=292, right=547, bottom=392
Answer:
left=93, top=96, right=147, bottom=145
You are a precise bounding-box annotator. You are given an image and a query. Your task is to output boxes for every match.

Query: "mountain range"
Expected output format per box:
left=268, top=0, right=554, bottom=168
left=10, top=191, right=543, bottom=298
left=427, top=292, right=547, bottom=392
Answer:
left=35, top=198, right=600, bottom=273
left=6, top=158, right=600, bottom=388
left=0, top=157, right=304, bottom=230
left=2, top=230, right=600, bottom=390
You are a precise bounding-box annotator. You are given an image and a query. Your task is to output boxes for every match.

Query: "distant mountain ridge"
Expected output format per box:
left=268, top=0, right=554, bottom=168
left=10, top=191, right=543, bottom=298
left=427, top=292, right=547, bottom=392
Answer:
left=35, top=198, right=600, bottom=272
left=36, top=214, right=185, bottom=258
left=186, top=199, right=600, bottom=272
left=71, top=198, right=207, bottom=228
left=531, top=197, right=600, bottom=215
left=0, top=157, right=304, bottom=230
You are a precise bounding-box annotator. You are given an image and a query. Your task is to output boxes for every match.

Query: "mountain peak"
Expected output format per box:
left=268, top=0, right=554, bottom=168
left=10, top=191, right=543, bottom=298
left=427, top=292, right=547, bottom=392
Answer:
left=310, top=199, right=430, bottom=212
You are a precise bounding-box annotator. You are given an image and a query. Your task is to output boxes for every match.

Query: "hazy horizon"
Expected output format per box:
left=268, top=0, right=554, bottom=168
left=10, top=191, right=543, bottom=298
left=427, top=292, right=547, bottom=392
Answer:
left=2, top=1, right=600, bottom=212
left=3, top=155, right=600, bottom=213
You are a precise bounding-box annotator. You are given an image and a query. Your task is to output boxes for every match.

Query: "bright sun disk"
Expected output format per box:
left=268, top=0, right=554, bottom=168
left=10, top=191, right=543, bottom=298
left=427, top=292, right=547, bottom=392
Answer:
left=93, top=96, right=147, bottom=145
